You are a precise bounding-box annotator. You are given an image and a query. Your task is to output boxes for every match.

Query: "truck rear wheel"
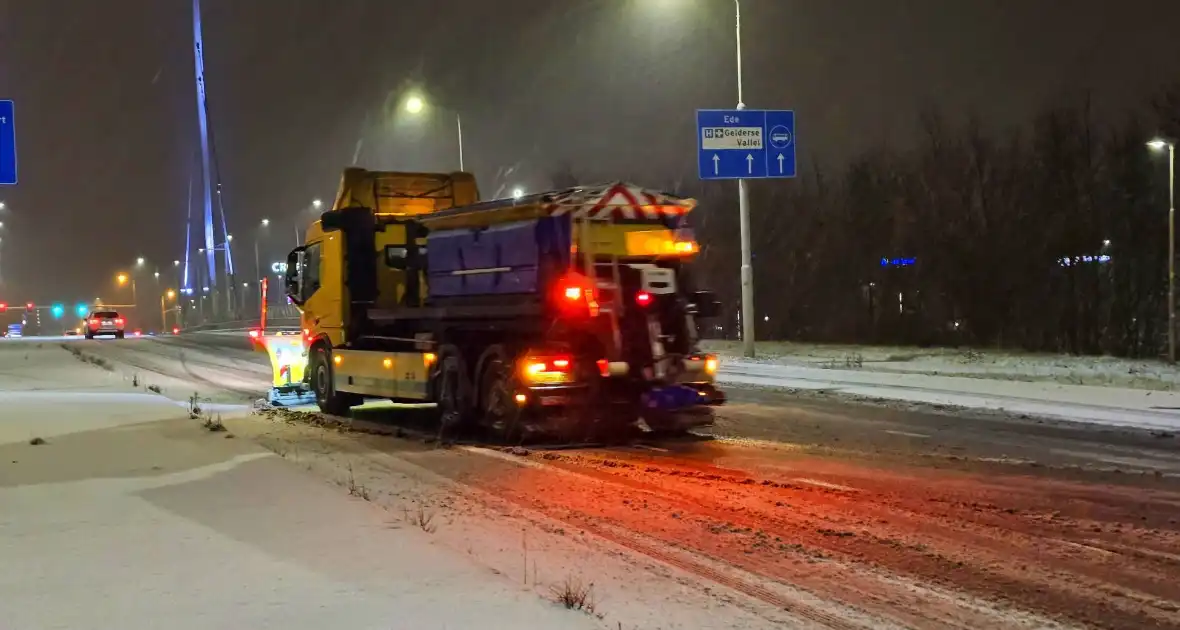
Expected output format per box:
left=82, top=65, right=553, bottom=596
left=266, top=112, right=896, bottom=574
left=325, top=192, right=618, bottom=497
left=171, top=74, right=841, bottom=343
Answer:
left=310, top=345, right=355, bottom=416
left=477, top=345, right=523, bottom=443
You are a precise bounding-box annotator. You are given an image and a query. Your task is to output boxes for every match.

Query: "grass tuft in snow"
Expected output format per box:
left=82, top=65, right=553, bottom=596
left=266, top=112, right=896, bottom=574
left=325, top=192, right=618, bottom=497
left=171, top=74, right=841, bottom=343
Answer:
left=201, top=414, right=226, bottom=433
left=403, top=504, right=436, bottom=533
left=551, top=575, right=596, bottom=614
left=345, top=463, right=371, bottom=501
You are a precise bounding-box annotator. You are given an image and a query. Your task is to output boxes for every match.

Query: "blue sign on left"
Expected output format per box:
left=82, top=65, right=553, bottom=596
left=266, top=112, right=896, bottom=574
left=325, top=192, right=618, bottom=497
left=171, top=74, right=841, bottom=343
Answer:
left=0, top=100, right=16, bottom=185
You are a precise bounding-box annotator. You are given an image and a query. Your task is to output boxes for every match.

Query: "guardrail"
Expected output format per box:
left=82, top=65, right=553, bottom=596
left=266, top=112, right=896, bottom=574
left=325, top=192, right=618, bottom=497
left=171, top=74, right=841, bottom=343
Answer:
left=180, top=317, right=300, bottom=333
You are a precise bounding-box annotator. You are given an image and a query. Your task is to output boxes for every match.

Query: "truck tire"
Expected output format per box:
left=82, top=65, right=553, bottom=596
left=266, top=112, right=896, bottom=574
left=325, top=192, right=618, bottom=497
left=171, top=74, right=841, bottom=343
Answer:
left=310, top=344, right=355, bottom=416
left=477, top=345, right=523, bottom=442
left=434, top=345, right=472, bottom=432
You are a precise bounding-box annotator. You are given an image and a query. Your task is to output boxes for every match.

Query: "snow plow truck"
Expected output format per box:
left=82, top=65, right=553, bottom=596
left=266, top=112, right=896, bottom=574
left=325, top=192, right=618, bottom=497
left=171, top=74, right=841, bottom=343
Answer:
left=284, top=168, right=726, bottom=440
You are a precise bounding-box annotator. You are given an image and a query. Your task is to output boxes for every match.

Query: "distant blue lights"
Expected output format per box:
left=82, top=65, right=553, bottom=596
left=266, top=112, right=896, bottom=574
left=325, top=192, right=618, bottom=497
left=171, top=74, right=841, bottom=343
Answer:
left=1059, top=255, right=1111, bottom=267
left=880, top=257, right=916, bottom=267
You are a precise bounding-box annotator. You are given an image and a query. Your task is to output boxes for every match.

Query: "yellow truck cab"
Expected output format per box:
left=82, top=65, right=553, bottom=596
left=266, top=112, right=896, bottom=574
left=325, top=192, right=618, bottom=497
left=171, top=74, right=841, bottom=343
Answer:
left=286, top=168, right=725, bottom=441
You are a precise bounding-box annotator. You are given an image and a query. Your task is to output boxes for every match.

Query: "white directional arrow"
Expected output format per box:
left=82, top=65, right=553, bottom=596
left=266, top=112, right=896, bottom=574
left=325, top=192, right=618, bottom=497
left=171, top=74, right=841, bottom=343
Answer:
left=746, top=154, right=754, bottom=174
left=712, top=154, right=720, bottom=175
left=777, top=153, right=785, bottom=173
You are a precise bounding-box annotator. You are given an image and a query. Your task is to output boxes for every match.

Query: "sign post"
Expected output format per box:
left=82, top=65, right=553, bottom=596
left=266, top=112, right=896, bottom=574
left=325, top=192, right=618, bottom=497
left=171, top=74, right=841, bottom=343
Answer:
left=0, top=100, right=16, bottom=186
left=696, top=108, right=796, bottom=356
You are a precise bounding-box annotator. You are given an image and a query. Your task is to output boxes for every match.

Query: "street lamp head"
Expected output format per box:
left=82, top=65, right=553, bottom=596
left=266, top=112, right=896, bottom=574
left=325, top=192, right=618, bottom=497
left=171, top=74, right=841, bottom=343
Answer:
left=135, top=257, right=145, bottom=266
left=311, top=198, right=323, bottom=209
left=260, top=218, right=270, bottom=227
left=512, top=187, right=525, bottom=199
left=166, top=289, right=176, bottom=299
left=153, top=271, right=160, bottom=279
left=1148, top=138, right=1171, bottom=151
left=227, top=234, right=234, bottom=242
left=404, top=94, right=425, bottom=114
left=0, top=201, right=5, bottom=210
left=173, top=260, right=180, bottom=266
left=116, top=273, right=128, bottom=285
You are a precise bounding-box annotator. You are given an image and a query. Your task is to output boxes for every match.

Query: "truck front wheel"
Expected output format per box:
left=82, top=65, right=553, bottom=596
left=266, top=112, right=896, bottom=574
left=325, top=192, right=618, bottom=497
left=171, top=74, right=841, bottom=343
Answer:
left=433, top=345, right=472, bottom=433
left=310, top=345, right=355, bottom=416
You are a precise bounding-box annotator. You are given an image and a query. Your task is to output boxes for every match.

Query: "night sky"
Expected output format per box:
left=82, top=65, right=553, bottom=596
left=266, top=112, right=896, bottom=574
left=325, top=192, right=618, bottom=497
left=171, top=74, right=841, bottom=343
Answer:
left=0, top=0, right=1178, bottom=304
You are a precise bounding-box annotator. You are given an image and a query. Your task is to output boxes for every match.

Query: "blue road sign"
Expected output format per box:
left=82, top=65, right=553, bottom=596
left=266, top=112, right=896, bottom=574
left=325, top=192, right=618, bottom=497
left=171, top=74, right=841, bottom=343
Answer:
left=697, top=109, right=795, bottom=180
left=0, top=100, right=15, bottom=185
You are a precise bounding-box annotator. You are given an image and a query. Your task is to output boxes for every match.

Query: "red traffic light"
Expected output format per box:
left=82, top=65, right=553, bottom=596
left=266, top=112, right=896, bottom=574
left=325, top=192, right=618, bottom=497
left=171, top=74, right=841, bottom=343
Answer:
left=0, top=302, right=7, bottom=312
left=25, top=302, right=34, bottom=312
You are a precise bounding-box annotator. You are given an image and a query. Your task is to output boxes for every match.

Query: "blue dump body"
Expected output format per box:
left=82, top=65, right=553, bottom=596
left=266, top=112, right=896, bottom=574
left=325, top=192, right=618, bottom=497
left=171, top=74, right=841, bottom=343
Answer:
left=426, top=216, right=572, bottom=298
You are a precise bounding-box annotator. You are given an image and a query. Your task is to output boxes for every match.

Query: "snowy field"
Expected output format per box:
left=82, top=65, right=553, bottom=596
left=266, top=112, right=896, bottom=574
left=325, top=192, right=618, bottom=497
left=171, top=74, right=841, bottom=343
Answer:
left=706, top=340, right=1180, bottom=431
left=704, top=340, right=1180, bottom=391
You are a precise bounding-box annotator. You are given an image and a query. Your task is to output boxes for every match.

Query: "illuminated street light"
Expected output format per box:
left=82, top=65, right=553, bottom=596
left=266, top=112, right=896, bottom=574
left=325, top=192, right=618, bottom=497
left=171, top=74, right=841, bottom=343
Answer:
left=312, top=199, right=323, bottom=210
left=0, top=202, right=5, bottom=210
left=401, top=92, right=465, bottom=171
left=135, top=257, right=145, bottom=267
left=173, top=260, right=180, bottom=267
left=116, top=271, right=138, bottom=308
left=227, top=234, right=233, bottom=242
left=166, top=289, right=176, bottom=299
left=512, top=187, right=525, bottom=199
left=153, top=271, right=160, bottom=279
left=260, top=218, right=270, bottom=227
left=404, top=94, right=424, bottom=114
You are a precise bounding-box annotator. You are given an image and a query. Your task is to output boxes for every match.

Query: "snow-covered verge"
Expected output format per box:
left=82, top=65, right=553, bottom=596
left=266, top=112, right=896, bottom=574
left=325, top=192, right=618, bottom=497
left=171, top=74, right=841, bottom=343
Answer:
left=718, top=360, right=1180, bottom=432
left=704, top=340, right=1180, bottom=391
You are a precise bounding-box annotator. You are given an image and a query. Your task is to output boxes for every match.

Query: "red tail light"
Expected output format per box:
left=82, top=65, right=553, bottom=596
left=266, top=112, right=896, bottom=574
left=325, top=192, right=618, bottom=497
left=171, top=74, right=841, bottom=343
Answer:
left=114, top=318, right=125, bottom=327
left=635, top=291, right=653, bottom=307
left=554, top=273, right=598, bottom=317
left=596, top=359, right=610, bottom=377
left=172, top=327, right=180, bottom=335
left=248, top=329, right=260, bottom=339
left=88, top=319, right=99, bottom=329
left=523, top=355, right=573, bottom=375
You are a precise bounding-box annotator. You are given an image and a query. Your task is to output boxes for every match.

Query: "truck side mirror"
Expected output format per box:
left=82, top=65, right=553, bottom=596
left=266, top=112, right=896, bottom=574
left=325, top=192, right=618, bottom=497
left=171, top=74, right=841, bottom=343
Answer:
left=285, top=248, right=305, bottom=305
left=692, top=291, right=721, bottom=318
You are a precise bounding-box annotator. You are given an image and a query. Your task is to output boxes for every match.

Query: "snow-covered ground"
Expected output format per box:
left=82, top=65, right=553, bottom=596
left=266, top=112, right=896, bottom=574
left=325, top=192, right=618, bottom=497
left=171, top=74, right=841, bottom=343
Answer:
left=707, top=341, right=1180, bottom=431
left=705, top=340, right=1180, bottom=390
left=0, top=342, right=611, bottom=630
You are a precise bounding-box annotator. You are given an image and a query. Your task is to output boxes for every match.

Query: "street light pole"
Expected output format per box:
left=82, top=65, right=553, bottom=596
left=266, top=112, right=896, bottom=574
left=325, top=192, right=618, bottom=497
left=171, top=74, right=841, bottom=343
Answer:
left=1169, top=142, right=1176, bottom=363
left=1150, top=138, right=1176, bottom=363
left=732, top=0, right=755, bottom=358
left=456, top=113, right=465, bottom=172
left=254, top=218, right=269, bottom=315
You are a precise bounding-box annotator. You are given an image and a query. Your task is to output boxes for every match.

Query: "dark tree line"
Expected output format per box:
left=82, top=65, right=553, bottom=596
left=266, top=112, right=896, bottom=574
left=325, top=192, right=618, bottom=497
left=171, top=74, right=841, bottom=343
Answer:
left=556, top=84, right=1180, bottom=358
